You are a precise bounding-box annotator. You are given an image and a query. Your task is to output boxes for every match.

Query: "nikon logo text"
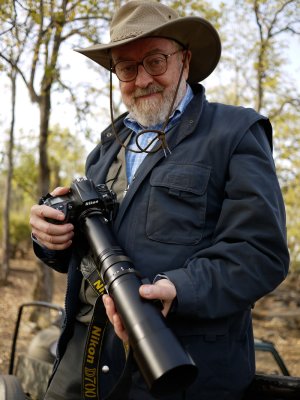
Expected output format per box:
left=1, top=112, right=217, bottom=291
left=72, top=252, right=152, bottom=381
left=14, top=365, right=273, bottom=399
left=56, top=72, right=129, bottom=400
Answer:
left=84, top=367, right=97, bottom=398
left=85, top=200, right=99, bottom=206
left=87, top=325, right=102, bottom=364
left=83, top=323, right=103, bottom=399
left=93, top=279, right=105, bottom=295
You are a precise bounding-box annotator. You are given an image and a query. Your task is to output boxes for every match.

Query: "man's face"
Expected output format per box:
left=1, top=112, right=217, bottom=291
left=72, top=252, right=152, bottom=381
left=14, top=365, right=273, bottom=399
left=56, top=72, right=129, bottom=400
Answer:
left=111, top=38, right=191, bottom=127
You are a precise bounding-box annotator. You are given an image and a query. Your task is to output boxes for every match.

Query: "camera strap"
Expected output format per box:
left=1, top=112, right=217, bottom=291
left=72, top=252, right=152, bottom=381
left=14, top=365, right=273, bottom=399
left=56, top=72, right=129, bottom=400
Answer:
left=82, top=268, right=132, bottom=400
left=82, top=295, right=108, bottom=400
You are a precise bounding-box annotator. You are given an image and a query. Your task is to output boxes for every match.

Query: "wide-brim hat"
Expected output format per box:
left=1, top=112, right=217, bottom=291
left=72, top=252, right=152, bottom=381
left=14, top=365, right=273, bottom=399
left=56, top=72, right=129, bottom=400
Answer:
left=75, top=0, right=221, bottom=83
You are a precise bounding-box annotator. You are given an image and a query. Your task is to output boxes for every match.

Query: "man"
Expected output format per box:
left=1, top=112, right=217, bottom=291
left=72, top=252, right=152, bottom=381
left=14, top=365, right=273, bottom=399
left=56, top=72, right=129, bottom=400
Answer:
left=29, top=1, right=289, bottom=399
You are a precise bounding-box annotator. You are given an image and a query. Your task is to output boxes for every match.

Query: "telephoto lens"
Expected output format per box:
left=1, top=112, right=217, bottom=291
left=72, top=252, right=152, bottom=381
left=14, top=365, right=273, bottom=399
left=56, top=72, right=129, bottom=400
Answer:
left=81, top=210, right=198, bottom=396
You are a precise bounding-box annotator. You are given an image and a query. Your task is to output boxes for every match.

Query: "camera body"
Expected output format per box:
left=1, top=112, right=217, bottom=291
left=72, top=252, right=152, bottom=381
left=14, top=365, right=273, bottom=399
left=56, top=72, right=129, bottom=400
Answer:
left=43, top=177, right=117, bottom=224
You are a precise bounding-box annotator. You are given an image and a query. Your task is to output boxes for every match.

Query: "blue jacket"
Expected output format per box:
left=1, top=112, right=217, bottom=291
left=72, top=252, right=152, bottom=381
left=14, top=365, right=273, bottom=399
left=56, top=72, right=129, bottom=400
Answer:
left=34, top=84, right=289, bottom=399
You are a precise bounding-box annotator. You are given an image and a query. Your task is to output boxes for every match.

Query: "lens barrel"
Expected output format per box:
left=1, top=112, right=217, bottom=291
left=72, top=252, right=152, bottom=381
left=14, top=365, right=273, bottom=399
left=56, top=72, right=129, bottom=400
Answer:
left=82, top=212, right=198, bottom=395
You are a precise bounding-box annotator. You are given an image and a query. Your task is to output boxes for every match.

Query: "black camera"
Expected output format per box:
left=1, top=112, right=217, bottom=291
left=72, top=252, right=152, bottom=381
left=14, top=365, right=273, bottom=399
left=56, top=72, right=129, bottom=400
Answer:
left=43, top=177, right=198, bottom=396
left=42, top=177, right=117, bottom=225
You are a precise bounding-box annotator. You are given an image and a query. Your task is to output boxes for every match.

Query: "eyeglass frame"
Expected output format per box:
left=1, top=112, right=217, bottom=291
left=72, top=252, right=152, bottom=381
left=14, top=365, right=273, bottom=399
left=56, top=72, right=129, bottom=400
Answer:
left=111, top=49, right=184, bottom=82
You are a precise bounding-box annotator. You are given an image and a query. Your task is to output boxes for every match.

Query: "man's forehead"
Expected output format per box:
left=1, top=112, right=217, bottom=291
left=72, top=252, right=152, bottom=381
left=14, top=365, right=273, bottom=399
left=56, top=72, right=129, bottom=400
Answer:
left=111, top=37, right=175, bottom=60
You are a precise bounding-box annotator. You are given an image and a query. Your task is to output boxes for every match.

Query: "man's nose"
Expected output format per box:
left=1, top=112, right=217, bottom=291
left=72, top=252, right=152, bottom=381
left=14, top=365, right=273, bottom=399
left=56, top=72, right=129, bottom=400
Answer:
left=135, top=64, right=154, bottom=87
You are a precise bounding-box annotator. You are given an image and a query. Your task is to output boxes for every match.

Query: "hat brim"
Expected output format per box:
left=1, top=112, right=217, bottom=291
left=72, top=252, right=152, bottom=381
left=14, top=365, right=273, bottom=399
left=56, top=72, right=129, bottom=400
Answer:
left=75, top=17, right=221, bottom=83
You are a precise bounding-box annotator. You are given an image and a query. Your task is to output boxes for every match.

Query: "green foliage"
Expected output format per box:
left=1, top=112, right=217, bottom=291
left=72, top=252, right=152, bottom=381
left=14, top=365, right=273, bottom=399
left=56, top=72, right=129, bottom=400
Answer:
left=0, top=207, right=32, bottom=258
left=9, top=211, right=32, bottom=258
left=9, top=124, right=87, bottom=198
left=12, top=150, right=39, bottom=202
left=285, top=182, right=300, bottom=269
left=164, top=0, right=221, bottom=26
left=48, top=124, right=86, bottom=187
left=273, top=111, right=300, bottom=268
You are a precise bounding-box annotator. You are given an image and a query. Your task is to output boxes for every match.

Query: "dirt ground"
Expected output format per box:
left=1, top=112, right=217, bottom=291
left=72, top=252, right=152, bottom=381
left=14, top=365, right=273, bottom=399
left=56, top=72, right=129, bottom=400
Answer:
left=0, top=256, right=299, bottom=378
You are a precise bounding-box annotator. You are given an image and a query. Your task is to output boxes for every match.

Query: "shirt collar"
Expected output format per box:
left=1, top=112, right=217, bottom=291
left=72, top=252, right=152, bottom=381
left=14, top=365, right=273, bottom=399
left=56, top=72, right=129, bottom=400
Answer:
left=124, top=84, right=194, bottom=134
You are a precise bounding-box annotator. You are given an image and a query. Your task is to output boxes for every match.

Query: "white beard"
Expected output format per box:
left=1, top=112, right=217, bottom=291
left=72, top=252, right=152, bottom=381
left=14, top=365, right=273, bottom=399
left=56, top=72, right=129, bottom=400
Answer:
left=124, top=80, right=187, bottom=128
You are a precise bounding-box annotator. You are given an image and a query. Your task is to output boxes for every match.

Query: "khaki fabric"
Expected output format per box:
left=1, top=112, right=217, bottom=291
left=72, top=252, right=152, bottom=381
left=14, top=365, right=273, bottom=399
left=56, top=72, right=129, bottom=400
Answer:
left=105, top=140, right=130, bottom=203
left=44, top=322, right=87, bottom=400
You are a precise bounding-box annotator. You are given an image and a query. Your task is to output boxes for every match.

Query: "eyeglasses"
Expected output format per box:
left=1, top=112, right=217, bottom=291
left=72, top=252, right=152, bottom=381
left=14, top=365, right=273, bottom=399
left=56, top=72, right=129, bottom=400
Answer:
left=112, top=50, right=182, bottom=82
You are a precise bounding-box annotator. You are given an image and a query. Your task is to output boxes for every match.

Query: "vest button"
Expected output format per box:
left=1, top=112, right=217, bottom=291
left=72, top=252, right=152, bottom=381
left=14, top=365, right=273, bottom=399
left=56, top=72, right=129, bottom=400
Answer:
left=102, top=365, right=110, bottom=373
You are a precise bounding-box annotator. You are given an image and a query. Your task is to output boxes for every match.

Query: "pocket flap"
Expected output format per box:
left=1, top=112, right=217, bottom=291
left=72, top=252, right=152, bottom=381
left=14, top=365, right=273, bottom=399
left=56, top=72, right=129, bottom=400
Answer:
left=150, top=163, right=211, bottom=195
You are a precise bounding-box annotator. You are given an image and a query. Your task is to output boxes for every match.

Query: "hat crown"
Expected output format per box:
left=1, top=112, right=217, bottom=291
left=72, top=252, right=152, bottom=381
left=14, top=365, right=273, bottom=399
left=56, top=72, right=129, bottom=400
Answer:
left=110, top=0, right=179, bottom=43
left=76, top=0, right=221, bottom=83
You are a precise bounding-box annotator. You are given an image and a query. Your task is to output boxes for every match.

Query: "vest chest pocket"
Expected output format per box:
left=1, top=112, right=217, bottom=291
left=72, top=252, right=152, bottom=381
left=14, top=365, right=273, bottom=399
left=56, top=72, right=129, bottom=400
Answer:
left=146, top=163, right=211, bottom=245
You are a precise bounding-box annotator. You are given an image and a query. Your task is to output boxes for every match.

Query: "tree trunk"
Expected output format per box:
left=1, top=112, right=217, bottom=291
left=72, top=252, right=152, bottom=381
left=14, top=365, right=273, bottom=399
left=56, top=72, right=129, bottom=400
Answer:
left=39, top=93, right=51, bottom=196
left=32, top=90, right=54, bottom=308
left=33, top=259, right=54, bottom=303
left=256, top=46, right=265, bottom=113
left=1, top=70, right=16, bottom=284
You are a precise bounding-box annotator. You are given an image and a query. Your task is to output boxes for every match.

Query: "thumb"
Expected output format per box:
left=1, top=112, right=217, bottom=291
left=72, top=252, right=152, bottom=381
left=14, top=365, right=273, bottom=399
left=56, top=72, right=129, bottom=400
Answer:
left=140, top=279, right=176, bottom=301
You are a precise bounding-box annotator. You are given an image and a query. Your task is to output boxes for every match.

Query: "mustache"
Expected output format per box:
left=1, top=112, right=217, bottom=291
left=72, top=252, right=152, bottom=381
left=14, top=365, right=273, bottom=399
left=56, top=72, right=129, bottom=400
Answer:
left=133, top=84, right=164, bottom=99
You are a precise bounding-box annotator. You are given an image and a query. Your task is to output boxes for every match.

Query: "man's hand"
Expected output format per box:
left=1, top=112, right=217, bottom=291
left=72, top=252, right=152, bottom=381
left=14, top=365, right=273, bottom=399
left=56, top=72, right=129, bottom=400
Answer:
left=103, top=278, right=177, bottom=343
left=29, top=187, right=74, bottom=250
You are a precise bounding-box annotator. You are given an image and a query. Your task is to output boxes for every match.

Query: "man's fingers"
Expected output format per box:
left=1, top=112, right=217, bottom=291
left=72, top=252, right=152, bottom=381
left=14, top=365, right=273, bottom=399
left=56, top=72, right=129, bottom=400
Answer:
left=103, top=294, right=115, bottom=325
left=33, top=227, right=74, bottom=244
left=112, top=314, right=129, bottom=343
left=30, top=203, right=74, bottom=250
left=30, top=204, right=66, bottom=226
left=103, top=295, right=129, bottom=342
left=50, top=186, right=70, bottom=197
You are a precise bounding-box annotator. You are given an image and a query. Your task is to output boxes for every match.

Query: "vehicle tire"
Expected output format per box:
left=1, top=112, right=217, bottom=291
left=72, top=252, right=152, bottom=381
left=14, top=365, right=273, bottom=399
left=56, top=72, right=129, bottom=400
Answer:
left=0, top=375, right=26, bottom=400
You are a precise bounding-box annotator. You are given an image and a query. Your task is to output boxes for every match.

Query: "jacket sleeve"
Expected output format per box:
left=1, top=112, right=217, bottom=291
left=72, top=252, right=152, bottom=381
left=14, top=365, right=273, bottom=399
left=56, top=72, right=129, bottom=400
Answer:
left=165, top=122, right=289, bottom=319
left=32, top=239, right=72, bottom=273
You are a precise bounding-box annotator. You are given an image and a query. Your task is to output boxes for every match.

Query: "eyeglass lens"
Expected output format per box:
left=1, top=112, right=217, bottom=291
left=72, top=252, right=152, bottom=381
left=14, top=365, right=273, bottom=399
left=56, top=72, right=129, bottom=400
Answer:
left=115, top=54, right=168, bottom=82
